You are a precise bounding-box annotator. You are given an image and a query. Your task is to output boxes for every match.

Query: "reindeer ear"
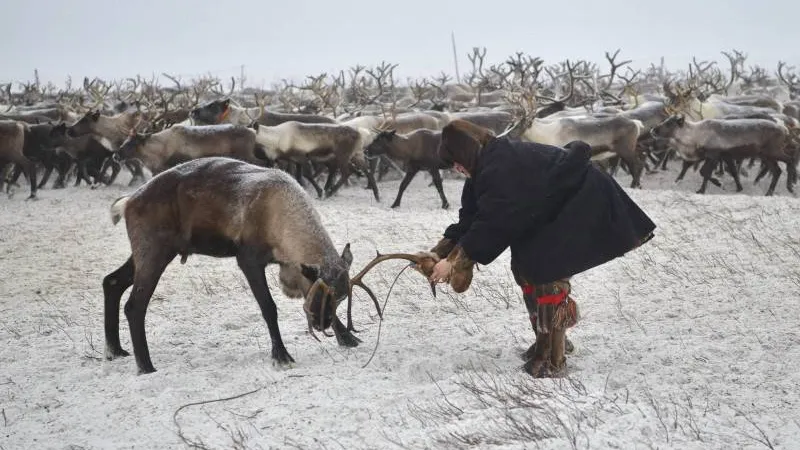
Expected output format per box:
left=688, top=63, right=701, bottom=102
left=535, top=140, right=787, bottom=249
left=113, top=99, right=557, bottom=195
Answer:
left=91, top=111, right=101, bottom=120
left=341, top=243, right=353, bottom=268
left=221, top=98, right=230, bottom=109
left=300, top=263, right=320, bottom=282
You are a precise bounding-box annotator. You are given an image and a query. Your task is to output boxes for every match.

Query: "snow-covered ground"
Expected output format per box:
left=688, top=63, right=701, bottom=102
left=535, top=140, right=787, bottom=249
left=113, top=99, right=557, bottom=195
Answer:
left=1, top=162, right=799, bottom=449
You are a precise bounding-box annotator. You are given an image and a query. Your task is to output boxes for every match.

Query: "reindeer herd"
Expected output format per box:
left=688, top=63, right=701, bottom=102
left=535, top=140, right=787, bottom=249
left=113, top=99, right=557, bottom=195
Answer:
left=2, top=49, right=800, bottom=208
left=3, top=49, right=800, bottom=375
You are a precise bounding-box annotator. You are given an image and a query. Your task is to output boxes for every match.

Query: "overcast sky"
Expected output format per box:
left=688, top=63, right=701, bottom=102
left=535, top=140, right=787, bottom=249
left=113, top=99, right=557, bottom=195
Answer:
left=3, top=0, right=799, bottom=88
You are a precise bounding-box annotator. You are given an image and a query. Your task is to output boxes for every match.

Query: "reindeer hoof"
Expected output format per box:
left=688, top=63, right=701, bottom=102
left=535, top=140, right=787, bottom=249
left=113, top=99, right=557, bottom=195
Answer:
left=137, top=365, right=157, bottom=375
left=104, top=346, right=130, bottom=360
left=25, top=194, right=38, bottom=201
left=271, top=347, right=296, bottom=366
left=335, top=329, right=362, bottom=348
left=442, top=202, right=450, bottom=210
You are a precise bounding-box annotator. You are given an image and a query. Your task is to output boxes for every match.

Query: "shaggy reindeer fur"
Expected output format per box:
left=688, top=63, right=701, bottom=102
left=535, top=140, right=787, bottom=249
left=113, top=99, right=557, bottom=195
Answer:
left=117, top=124, right=270, bottom=176
left=651, top=115, right=795, bottom=195
left=103, top=157, right=359, bottom=374
left=251, top=121, right=380, bottom=201
left=364, top=128, right=450, bottom=209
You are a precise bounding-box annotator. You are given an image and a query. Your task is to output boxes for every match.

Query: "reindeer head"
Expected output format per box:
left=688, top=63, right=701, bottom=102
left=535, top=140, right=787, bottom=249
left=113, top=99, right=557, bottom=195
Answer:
left=364, top=129, right=397, bottom=158
left=48, top=123, right=70, bottom=146
left=303, top=249, right=439, bottom=338
left=189, top=98, right=231, bottom=125
left=662, top=81, right=696, bottom=116
left=300, top=243, right=353, bottom=333
left=650, top=114, right=686, bottom=140
left=67, top=110, right=101, bottom=137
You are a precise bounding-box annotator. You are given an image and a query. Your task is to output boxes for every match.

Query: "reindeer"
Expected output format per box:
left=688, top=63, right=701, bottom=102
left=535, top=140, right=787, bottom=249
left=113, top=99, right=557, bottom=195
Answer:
left=251, top=121, right=380, bottom=201
left=67, top=108, right=148, bottom=185
left=191, top=98, right=343, bottom=189
left=48, top=123, right=117, bottom=186
left=103, top=156, right=434, bottom=373
left=519, top=114, right=645, bottom=188
left=650, top=114, right=795, bottom=195
left=190, top=98, right=336, bottom=127
left=116, top=124, right=271, bottom=176
left=364, top=128, right=450, bottom=209
left=663, top=82, right=780, bottom=121
left=0, top=120, right=62, bottom=198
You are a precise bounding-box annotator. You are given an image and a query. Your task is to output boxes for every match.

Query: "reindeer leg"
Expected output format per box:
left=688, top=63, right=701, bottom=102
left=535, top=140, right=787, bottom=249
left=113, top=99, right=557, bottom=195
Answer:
left=676, top=160, right=693, bottom=183
left=331, top=315, right=361, bottom=347
left=236, top=252, right=295, bottom=366
left=124, top=248, right=176, bottom=374
left=23, top=161, right=37, bottom=200
left=7, top=164, right=23, bottom=194
left=785, top=159, right=797, bottom=194
left=430, top=169, right=449, bottom=209
left=391, top=167, right=419, bottom=208
left=300, top=162, right=324, bottom=198
left=109, top=159, right=123, bottom=185
left=697, top=158, right=718, bottom=194
left=38, top=165, right=54, bottom=189
left=723, top=154, right=743, bottom=192
left=52, top=156, right=71, bottom=189
left=354, top=156, right=380, bottom=202
left=765, top=159, right=781, bottom=196
left=127, top=160, right=146, bottom=187
left=326, top=161, right=352, bottom=198
left=323, top=163, right=338, bottom=197
left=754, top=161, right=769, bottom=185
left=293, top=162, right=306, bottom=187
left=627, top=156, right=644, bottom=189
left=103, top=256, right=134, bottom=359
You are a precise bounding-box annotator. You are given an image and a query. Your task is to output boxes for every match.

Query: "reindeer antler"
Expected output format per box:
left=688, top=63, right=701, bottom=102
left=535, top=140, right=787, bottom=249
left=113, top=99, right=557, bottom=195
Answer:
left=345, top=251, right=437, bottom=332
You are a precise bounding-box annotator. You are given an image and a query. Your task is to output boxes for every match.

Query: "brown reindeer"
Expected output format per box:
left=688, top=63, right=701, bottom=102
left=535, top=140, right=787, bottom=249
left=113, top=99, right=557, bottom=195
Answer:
left=190, top=98, right=337, bottom=126
left=117, top=124, right=271, bottom=176
left=251, top=121, right=380, bottom=201
left=364, top=128, right=450, bottom=209
left=67, top=109, right=148, bottom=185
left=651, top=114, right=795, bottom=195
left=0, top=120, right=62, bottom=198
left=103, top=156, right=434, bottom=373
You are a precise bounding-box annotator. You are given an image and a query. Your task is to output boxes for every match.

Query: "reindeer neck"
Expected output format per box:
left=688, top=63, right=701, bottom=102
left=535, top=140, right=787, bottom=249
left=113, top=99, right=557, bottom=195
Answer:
left=134, top=134, right=169, bottom=168
left=387, top=135, right=412, bottom=159
left=97, top=112, right=140, bottom=146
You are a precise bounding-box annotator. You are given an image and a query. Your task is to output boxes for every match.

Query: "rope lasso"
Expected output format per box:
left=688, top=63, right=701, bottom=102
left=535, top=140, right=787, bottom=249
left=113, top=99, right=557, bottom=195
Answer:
left=361, top=264, right=412, bottom=369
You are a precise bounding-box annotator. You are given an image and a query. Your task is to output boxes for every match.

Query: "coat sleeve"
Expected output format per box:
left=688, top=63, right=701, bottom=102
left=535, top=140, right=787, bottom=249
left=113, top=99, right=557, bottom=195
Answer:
left=442, top=178, right=477, bottom=241
left=458, top=156, right=548, bottom=265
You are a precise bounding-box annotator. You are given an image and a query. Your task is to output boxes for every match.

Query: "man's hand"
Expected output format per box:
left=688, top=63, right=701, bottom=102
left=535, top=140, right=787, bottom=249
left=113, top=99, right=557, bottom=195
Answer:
left=412, top=251, right=440, bottom=278
left=430, top=259, right=453, bottom=283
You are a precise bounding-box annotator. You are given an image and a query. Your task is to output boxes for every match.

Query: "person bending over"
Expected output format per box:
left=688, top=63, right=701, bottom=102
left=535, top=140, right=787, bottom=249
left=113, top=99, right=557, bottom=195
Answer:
left=416, top=119, right=656, bottom=378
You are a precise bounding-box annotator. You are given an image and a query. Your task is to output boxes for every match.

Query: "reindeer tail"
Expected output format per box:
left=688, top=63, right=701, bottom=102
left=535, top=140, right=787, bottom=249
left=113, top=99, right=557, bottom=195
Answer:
left=110, top=196, right=130, bottom=225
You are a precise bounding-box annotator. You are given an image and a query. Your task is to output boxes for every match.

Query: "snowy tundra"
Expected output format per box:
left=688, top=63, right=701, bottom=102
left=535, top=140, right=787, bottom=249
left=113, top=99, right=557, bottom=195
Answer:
left=1, top=165, right=799, bottom=449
